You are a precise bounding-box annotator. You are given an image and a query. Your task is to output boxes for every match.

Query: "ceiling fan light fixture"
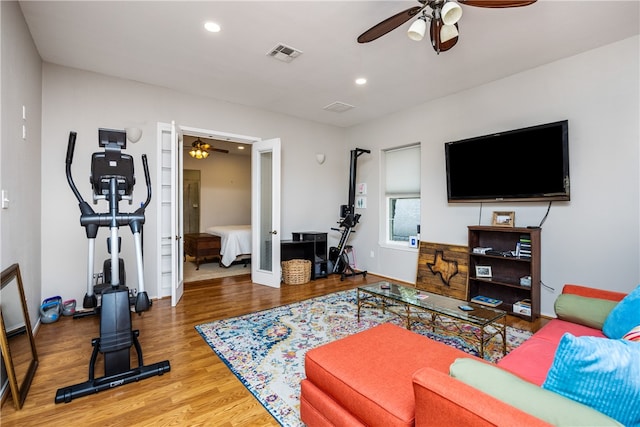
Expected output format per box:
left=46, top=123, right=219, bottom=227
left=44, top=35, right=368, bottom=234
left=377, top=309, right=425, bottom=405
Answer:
left=407, top=16, right=427, bottom=41
left=358, top=0, right=536, bottom=53
left=441, top=1, right=463, bottom=26
left=190, top=138, right=210, bottom=159
left=440, top=23, right=458, bottom=43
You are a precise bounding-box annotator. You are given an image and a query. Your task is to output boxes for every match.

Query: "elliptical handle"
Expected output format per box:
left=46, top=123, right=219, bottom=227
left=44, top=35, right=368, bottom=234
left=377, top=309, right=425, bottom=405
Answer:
left=66, top=131, right=85, bottom=204
left=140, top=154, right=152, bottom=209
left=66, top=131, right=77, bottom=165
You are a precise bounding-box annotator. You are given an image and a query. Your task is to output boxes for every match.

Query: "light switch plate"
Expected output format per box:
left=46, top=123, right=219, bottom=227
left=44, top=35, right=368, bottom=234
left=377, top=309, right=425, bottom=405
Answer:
left=2, top=190, right=9, bottom=209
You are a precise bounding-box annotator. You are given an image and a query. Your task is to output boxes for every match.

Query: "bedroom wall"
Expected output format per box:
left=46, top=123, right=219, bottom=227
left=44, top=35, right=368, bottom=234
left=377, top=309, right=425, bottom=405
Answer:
left=347, top=36, right=640, bottom=317
left=183, top=152, right=252, bottom=230
left=1, top=1, right=43, bottom=328
left=40, top=64, right=348, bottom=305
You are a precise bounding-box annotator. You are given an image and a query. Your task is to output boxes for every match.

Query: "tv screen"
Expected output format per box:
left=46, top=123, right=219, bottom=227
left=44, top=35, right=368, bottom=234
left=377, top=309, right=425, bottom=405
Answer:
left=445, top=120, right=570, bottom=202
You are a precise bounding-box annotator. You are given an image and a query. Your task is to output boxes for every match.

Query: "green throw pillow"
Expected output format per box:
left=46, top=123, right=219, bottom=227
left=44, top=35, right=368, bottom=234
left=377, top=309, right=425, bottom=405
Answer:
left=449, top=358, right=623, bottom=427
left=554, top=294, right=619, bottom=329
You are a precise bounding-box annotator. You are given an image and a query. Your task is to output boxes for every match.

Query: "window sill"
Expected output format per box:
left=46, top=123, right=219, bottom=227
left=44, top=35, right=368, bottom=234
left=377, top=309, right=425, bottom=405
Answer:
left=379, top=242, right=419, bottom=253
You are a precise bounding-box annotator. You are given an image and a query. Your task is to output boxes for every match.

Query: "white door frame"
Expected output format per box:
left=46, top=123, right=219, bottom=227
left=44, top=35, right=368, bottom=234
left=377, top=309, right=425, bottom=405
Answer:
left=156, top=123, right=273, bottom=301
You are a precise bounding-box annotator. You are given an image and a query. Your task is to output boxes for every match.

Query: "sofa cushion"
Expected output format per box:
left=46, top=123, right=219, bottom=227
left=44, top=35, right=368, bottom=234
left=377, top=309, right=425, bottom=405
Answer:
left=450, top=358, right=623, bottom=426
left=554, top=293, right=618, bottom=329
left=303, top=323, right=470, bottom=427
left=603, top=284, right=640, bottom=339
left=497, top=319, right=605, bottom=386
left=542, top=333, right=640, bottom=426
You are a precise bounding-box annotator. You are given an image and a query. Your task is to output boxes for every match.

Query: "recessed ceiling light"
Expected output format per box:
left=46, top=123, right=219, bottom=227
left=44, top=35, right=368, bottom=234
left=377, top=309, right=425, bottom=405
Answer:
left=237, top=146, right=245, bottom=150
left=355, top=77, right=367, bottom=85
left=204, top=22, right=221, bottom=33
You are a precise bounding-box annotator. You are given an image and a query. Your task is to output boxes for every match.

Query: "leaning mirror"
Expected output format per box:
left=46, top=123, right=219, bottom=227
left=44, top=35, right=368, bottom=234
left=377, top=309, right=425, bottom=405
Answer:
left=1, top=263, right=38, bottom=409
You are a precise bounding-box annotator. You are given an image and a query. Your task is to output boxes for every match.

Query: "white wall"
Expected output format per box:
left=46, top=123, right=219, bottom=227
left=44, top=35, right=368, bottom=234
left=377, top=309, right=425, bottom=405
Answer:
left=1, top=1, right=43, bottom=327
left=8, top=0, right=638, bottom=320
left=40, top=64, right=347, bottom=304
left=183, top=152, right=252, bottom=229
left=348, top=36, right=640, bottom=316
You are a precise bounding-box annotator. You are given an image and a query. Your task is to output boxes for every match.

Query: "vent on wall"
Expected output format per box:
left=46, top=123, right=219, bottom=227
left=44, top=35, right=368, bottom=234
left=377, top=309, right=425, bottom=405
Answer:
left=267, top=43, right=303, bottom=62
left=323, top=101, right=355, bottom=113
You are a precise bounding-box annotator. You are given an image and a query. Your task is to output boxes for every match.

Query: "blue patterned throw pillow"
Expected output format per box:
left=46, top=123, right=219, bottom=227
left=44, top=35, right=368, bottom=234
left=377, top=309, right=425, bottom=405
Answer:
left=603, top=284, right=640, bottom=339
left=542, top=333, right=640, bottom=427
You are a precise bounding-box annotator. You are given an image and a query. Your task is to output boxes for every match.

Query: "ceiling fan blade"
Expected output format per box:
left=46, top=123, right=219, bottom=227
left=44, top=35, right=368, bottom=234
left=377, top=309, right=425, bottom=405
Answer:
left=211, top=148, right=229, bottom=154
left=357, top=6, right=423, bottom=43
left=459, top=0, right=536, bottom=8
left=430, top=19, right=458, bottom=54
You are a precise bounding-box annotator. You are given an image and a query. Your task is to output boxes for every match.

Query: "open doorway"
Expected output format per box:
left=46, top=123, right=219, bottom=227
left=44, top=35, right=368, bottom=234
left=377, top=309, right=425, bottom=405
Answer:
left=181, top=134, right=253, bottom=282
left=156, top=122, right=281, bottom=303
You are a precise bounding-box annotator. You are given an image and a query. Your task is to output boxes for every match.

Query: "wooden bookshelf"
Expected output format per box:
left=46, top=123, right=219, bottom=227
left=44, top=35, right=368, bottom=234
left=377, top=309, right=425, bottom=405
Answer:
left=467, top=226, right=540, bottom=321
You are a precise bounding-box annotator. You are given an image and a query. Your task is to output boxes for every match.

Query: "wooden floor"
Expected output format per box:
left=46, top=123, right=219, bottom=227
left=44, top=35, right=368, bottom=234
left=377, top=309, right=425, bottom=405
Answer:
left=1, top=273, right=547, bottom=426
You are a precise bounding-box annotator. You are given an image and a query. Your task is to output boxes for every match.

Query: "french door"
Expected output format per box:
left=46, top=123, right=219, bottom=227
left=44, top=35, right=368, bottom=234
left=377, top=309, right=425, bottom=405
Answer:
left=251, top=138, right=282, bottom=287
left=157, top=122, right=183, bottom=306
left=157, top=123, right=282, bottom=301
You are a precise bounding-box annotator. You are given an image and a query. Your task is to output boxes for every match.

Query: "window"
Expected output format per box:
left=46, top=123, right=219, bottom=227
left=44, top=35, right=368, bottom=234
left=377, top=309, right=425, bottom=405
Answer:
left=388, top=197, right=420, bottom=241
left=384, top=144, right=421, bottom=244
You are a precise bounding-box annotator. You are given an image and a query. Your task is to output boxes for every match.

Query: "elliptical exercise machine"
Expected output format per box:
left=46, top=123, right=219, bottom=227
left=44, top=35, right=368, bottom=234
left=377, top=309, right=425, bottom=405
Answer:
left=55, top=129, right=170, bottom=404
left=329, top=148, right=370, bottom=280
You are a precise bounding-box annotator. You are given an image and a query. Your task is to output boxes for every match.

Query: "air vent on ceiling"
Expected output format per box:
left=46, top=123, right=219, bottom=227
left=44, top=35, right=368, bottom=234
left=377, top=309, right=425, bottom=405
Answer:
left=323, top=101, right=355, bottom=113
left=267, top=43, right=303, bottom=63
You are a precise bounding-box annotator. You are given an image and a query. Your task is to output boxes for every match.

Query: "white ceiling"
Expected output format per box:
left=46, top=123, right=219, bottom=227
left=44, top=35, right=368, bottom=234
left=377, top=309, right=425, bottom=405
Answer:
left=19, top=1, right=640, bottom=128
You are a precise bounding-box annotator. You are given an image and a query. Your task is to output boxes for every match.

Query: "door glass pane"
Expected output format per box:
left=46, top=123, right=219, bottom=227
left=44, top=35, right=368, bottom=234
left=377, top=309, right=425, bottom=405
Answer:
left=183, top=169, right=201, bottom=234
left=260, top=151, right=273, bottom=271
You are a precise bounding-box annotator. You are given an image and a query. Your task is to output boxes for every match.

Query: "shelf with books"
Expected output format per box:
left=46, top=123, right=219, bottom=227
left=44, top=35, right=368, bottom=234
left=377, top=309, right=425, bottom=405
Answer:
left=470, top=295, right=502, bottom=307
left=467, top=226, right=540, bottom=320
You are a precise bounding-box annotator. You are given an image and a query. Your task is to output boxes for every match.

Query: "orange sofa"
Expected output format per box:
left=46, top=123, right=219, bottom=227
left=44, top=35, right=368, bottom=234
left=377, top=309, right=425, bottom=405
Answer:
left=300, top=284, right=627, bottom=426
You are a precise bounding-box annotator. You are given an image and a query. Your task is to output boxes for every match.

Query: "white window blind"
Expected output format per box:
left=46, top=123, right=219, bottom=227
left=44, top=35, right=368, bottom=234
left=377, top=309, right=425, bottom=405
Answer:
left=385, top=145, right=420, bottom=194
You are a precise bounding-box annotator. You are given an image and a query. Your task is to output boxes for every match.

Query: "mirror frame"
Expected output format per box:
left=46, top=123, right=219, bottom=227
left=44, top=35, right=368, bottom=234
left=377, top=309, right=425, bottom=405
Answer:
left=1, top=263, right=38, bottom=409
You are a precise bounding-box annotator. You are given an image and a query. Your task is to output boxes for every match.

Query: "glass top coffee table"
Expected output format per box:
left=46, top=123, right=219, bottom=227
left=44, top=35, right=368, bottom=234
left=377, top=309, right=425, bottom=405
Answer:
left=357, top=281, right=507, bottom=359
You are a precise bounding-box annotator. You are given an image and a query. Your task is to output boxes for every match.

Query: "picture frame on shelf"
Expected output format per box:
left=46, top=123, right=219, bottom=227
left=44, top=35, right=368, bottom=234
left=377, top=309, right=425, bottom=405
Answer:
left=492, top=211, right=515, bottom=227
left=475, top=265, right=492, bottom=278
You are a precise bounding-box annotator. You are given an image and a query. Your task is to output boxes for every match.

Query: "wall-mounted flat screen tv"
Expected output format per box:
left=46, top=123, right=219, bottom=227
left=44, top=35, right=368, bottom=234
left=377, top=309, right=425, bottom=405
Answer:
left=445, top=120, right=570, bottom=203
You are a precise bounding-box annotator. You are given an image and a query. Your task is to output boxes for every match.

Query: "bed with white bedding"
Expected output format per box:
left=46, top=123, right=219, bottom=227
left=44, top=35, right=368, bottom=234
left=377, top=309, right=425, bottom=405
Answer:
left=205, top=225, right=251, bottom=267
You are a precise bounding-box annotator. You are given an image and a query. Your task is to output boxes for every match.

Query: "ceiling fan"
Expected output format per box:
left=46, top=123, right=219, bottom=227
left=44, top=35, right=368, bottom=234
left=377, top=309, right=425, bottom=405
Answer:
left=357, top=0, right=537, bottom=54
left=188, top=137, right=229, bottom=159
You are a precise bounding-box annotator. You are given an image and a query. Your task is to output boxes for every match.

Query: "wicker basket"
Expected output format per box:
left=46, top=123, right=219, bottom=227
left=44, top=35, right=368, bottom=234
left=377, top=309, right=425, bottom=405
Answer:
left=281, top=259, right=312, bottom=285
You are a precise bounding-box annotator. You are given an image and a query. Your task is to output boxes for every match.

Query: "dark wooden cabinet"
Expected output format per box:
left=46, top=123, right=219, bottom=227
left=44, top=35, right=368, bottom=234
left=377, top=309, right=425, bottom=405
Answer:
left=292, top=232, right=328, bottom=279
left=467, top=226, right=540, bottom=321
left=184, top=233, right=221, bottom=270
left=281, top=232, right=328, bottom=280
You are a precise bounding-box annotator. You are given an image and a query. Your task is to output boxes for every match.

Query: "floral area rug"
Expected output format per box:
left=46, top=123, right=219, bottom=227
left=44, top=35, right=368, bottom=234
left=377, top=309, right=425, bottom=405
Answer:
left=195, top=289, right=532, bottom=427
